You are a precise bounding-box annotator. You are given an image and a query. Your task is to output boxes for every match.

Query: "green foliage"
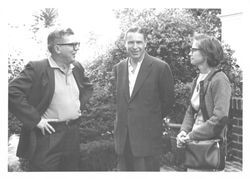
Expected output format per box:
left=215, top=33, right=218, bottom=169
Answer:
left=170, top=80, right=192, bottom=123
left=79, top=52, right=118, bottom=143
left=8, top=55, right=24, bottom=137
left=8, top=113, right=22, bottom=137
left=32, top=8, right=58, bottom=33
left=188, top=9, right=222, bottom=39
left=220, top=44, right=242, bottom=97
left=8, top=54, right=25, bottom=82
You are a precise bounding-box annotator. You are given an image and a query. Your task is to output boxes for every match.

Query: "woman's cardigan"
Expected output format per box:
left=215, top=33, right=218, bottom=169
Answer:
left=180, top=69, right=232, bottom=140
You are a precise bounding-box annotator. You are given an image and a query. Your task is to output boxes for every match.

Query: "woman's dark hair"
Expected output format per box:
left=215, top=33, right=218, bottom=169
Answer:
left=194, top=34, right=224, bottom=67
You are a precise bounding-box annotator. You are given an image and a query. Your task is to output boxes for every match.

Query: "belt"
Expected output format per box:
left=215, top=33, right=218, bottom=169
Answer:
left=59, top=118, right=80, bottom=125
left=48, top=118, right=80, bottom=131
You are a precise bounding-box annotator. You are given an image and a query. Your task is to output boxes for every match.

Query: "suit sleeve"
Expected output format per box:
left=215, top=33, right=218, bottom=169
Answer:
left=111, top=65, right=117, bottom=103
left=159, top=63, right=174, bottom=118
left=77, top=63, right=93, bottom=108
left=9, top=62, right=41, bottom=129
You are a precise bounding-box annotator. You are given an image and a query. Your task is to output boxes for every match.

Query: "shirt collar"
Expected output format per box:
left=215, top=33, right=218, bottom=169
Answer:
left=128, top=54, right=144, bottom=68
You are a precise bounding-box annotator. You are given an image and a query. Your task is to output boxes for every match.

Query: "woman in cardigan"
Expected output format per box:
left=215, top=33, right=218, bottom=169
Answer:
left=176, top=34, right=232, bottom=171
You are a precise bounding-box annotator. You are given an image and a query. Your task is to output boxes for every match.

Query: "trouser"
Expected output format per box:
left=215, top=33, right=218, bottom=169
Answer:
left=29, top=119, right=80, bottom=171
left=117, top=134, right=160, bottom=171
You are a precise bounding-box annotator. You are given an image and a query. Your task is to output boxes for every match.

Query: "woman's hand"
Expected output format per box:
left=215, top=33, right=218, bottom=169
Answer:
left=176, top=130, right=187, bottom=148
left=182, top=134, right=192, bottom=143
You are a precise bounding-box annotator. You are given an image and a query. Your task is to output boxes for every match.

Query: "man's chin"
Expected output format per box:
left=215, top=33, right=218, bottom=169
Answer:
left=68, top=59, right=75, bottom=65
left=131, top=54, right=141, bottom=60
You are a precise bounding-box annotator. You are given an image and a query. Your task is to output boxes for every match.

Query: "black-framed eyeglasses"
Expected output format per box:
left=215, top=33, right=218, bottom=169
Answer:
left=57, top=42, right=80, bottom=50
left=190, top=47, right=201, bottom=53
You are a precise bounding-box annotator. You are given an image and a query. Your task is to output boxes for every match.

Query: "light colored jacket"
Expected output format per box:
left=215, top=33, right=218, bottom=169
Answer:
left=181, top=69, right=231, bottom=140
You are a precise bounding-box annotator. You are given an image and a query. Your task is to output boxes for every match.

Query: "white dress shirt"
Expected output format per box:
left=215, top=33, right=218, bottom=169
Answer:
left=128, top=58, right=143, bottom=97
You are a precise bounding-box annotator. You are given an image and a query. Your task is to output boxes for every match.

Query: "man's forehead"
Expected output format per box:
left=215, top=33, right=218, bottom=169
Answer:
left=126, top=32, right=145, bottom=41
left=61, top=34, right=79, bottom=43
left=127, top=31, right=144, bottom=37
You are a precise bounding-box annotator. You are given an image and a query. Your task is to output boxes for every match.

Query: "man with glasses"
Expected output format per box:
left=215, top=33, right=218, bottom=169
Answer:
left=9, top=27, right=93, bottom=171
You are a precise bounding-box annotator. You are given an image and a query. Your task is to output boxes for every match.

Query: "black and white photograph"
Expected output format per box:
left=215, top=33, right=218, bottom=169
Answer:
left=1, top=0, right=248, bottom=177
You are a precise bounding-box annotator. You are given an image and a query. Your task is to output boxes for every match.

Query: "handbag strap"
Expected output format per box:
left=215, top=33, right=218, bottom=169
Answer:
left=189, top=69, right=222, bottom=116
left=200, top=69, right=222, bottom=121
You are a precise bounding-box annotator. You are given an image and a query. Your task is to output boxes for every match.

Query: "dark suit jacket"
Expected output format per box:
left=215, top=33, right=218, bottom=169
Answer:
left=9, top=59, right=93, bottom=159
left=113, top=53, right=174, bottom=157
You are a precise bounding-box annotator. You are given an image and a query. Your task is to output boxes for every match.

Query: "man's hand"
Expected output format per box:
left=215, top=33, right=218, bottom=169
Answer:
left=37, top=118, right=58, bottom=135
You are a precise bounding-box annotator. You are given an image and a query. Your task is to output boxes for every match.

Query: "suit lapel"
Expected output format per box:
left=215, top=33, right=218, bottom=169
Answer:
left=46, top=67, right=55, bottom=105
left=121, top=59, right=130, bottom=102
left=72, top=66, right=83, bottom=90
left=37, top=60, right=55, bottom=115
left=130, top=53, right=152, bottom=101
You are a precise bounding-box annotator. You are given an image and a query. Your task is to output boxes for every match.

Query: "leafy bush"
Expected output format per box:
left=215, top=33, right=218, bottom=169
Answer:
left=8, top=55, right=25, bottom=82
left=8, top=56, right=25, bottom=137
left=8, top=113, right=22, bottom=138
left=79, top=139, right=117, bottom=171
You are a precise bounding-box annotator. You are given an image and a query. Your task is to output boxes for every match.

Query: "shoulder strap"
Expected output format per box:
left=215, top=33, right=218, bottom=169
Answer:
left=200, top=69, right=222, bottom=121
left=204, top=69, right=222, bottom=96
left=201, top=69, right=228, bottom=140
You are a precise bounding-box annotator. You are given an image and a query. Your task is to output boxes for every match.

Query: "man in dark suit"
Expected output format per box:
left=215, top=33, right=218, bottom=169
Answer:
left=113, top=27, right=174, bottom=171
left=9, top=28, right=93, bottom=171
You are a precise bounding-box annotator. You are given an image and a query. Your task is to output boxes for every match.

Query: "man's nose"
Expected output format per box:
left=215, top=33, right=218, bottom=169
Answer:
left=74, top=47, right=79, bottom=51
left=132, top=42, right=138, bottom=48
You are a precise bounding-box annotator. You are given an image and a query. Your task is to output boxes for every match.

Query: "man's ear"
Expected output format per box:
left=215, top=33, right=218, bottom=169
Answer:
left=54, top=45, right=61, bottom=54
left=123, top=39, right=127, bottom=48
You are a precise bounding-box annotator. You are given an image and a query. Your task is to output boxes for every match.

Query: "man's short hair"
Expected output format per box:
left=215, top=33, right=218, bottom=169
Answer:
left=193, top=33, right=224, bottom=67
left=47, top=28, right=74, bottom=53
left=124, top=26, right=147, bottom=41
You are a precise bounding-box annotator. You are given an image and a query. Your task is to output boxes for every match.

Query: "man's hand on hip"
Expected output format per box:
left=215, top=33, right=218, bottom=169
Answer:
left=37, top=118, right=58, bottom=135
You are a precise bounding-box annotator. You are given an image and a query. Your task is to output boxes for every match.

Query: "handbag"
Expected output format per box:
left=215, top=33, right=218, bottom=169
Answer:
left=184, top=138, right=226, bottom=170
left=183, top=69, right=227, bottom=170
